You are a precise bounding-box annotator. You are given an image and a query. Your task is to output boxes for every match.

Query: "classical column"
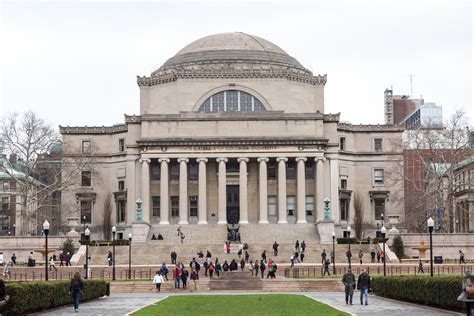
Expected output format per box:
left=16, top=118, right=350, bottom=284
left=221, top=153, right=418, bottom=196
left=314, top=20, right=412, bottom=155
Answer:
left=258, top=158, right=269, bottom=224
left=238, top=158, right=249, bottom=224
left=216, top=158, right=228, bottom=224
left=296, top=157, right=307, bottom=224
left=196, top=158, right=208, bottom=224
left=330, top=157, right=340, bottom=222
left=177, top=158, right=189, bottom=224
left=158, top=158, right=170, bottom=224
left=126, top=158, right=137, bottom=225
left=315, top=157, right=326, bottom=221
left=139, top=158, right=151, bottom=223
left=277, top=157, right=288, bottom=224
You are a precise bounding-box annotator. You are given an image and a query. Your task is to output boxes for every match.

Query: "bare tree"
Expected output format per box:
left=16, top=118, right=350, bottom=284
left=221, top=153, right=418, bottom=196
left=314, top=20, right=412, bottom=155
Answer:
left=0, top=111, right=94, bottom=235
left=353, top=191, right=366, bottom=239
left=102, top=193, right=112, bottom=240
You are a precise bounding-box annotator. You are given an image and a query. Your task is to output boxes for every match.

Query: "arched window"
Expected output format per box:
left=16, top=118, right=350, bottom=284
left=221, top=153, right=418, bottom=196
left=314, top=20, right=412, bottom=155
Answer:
left=198, top=90, right=266, bottom=112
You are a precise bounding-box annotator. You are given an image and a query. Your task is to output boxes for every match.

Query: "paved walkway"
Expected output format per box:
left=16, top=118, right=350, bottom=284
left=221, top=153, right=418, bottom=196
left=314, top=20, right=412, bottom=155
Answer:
left=38, top=292, right=463, bottom=316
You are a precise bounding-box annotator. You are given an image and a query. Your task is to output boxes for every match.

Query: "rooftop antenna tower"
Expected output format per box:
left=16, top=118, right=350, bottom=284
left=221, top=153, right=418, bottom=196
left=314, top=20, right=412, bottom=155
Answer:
left=409, top=74, right=415, bottom=98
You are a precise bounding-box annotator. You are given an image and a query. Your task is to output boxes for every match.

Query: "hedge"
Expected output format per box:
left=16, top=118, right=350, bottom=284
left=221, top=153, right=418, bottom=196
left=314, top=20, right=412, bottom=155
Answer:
left=337, top=237, right=385, bottom=244
left=371, top=275, right=464, bottom=311
left=79, top=239, right=130, bottom=246
left=3, top=280, right=107, bottom=315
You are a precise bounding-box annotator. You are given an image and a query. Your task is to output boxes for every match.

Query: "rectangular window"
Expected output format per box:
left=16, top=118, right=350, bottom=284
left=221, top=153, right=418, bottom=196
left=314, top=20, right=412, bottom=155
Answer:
left=1, top=196, right=9, bottom=211
left=340, top=199, right=349, bottom=221
left=152, top=196, right=160, bottom=217
left=287, top=196, right=296, bottom=216
left=171, top=196, right=179, bottom=217
left=82, top=140, right=91, bottom=154
left=119, top=138, right=125, bottom=152
left=374, top=138, right=383, bottom=152
left=305, top=160, right=314, bottom=179
left=151, top=163, right=160, bottom=181
left=305, top=195, right=314, bottom=216
left=374, top=169, right=384, bottom=184
left=117, top=200, right=126, bottom=222
left=267, top=161, right=277, bottom=180
left=2, top=181, right=9, bottom=191
left=0, top=216, right=9, bottom=231
left=118, top=180, right=125, bottom=191
left=374, top=199, right=385, bottom=220
left=226, top=160, right=239, bottom=173
left=81, top=171, right=92, bottom=187
left=340, top=179, right=347, bottom=189
left=170, top=163, right=179, bottom=181
left=340, top=137, right=346, bottom=150
left=286, top=160, right=296, bottom=180
left=189, top=162, right=198, bottom=181
left=80, top=200, right=92, bottom=223
left=189, top=196, right=198, bottom=217
left=267, top=196, right=277, bottom=216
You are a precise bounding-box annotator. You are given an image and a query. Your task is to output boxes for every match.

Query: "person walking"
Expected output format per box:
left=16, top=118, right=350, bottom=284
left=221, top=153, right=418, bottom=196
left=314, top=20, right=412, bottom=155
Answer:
left=460, top=250, right=467, bottom=264
left=180, top=232, right=185, bottom=244
left=418, top=260, right=424, bottom=273
left=457, top=270, right=474, bottom=316
left=173, top=265, right=181, bottom=289
left=273, top=241, right=279, bottom=256
left=161, top=263, right=169, bottom=281
left=377, top=250, right=381, bottom=263
left=215, top=259, right=222, bottom=277
left=342, top=268, right=356, bottom=306
left=358, top=250, right=364, bottom=264
left=300, top=252, right=305, bottom=263
left=190, top=269, right=199, bottom=292
left=357, top=268, right=371, bottom=305
left=240, top=258, right=245, bottom=272
left=295, top=240, right=300, bottom=252
left=301, top=241, right=306, bottom=253
left=261, top=250, right=267, bottom=263
left=237, top=248, right=243, bottom=259
left=49, top=257, right=57, bottom=272
left=208, top=262, right=215, bottom=278
left=266, top=259, right=273, bottom=279
left=322, top=259, right=331, bottom=276
left=244, top=250, right=250, bottom=263
left=67, top=252, right=72, bottom=266
left=2, top=263, right=10, bottom=281
left=321, top=249, right=327, bottom=264
left=380, top=251, right=385, bottom=263
left=225, top=242, right=231, bottom=254
left=254, top=260, right=260, bottom=277
left=153, top=271, right=164, bottom=292
left=171, top=251, right=177, bottom=265
left=290, top=255, right=295, bottom=268
left=346, top=250, right=352, bottom=265
left=181, top=269, right=188, bottom=289
left=260, top=260, right=266, bottom=279
left=70, top=272, right=83, bottom=312
left=11, top=253, right=16, bottom=265
left=370, top=250, right=376, bottom=263
left=107, top=251, right=113, bottom=267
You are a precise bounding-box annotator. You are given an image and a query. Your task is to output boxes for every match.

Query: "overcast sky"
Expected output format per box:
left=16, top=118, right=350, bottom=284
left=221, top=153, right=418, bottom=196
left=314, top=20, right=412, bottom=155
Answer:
left=0, top=0, right=472, bottom=128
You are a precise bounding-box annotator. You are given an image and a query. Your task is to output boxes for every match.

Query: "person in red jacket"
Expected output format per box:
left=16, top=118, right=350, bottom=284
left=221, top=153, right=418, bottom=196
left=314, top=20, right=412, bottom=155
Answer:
left=173, top=265, right=182, bottom=289
left=226, top=242, right=231, bottom=254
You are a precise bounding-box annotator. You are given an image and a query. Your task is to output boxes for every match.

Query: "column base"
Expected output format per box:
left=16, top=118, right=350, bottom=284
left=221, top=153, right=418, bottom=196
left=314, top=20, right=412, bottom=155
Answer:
left=239, top=220, right=249, bottom=224
left=197, top=220, right=208, bottom=225
left=258, top=220, right=269, bottom=224
left=296, top=219, right=308, bottom=224
left=159, top=220, right=170, bottom=225
left=217, top=220, right=228, bottom=224
left=277, top=220, right=288, bottom=224
left=178, top=220, right=189, bottom=225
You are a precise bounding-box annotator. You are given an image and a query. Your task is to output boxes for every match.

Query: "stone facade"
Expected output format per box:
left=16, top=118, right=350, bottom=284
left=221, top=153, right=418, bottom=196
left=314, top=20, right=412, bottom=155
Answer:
left=60, top=32, right=404, bottom=239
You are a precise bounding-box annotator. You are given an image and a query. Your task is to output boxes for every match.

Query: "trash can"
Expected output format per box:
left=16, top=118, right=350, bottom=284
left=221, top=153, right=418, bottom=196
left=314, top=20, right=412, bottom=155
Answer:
left=434, top=256, right=443, bottom=264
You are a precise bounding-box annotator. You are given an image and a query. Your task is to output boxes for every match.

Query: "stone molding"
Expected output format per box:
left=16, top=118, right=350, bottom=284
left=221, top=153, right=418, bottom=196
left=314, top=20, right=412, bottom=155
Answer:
left=139, top=158, right=151, bottom=164
left=137, top=137, right=328, bottom=147
left=196, top=158, right=208, bottom=163
left=137, top=68, right=327, bottom=87
left=158, top=158, right=170, bottom=164
left=216, top=157, right=228, bottom=163
left=257, top=157, right=269, bottom=163
left=295, top=157, right=307, bottom=162
left=177, top=158, right=189, bottom=163
left=338, top=123, right=404, bottom=132
left=60, top=125, right=127, bottom=135
left=276, top=157, right=288, bottom=162
left=237, top=157, right=250, bottom=163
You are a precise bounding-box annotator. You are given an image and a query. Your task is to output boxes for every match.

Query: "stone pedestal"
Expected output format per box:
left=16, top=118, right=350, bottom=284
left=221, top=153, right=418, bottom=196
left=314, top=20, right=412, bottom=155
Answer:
left=316, top=220, right=335, bottom=244
left=132, top=222, right=150, bottom=243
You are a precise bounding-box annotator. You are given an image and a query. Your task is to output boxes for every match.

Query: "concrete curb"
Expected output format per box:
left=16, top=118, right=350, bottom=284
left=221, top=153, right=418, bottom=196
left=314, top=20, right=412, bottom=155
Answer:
left=125, top=295, right=169, bottom=316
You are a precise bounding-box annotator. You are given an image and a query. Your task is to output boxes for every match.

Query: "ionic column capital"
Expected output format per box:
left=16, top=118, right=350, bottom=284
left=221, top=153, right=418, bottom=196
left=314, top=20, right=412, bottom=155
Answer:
left=158, top=158, right=170, bottom=164
left=139, top=158, right=151, bottom=164
left=295, top=157, right=307, bottom=162
left=216, top=157, right=228, bottom=163
left=196, top=158, right=208, bottom=163
left=237, top=157, right=249, bottom=163
left=257, top=157, right=269, bottom=163
left=177, top=158, right=189, bottom=163
left=314, top=156, right=327, bottom=162
left=276, top=157, right=288, bottom=163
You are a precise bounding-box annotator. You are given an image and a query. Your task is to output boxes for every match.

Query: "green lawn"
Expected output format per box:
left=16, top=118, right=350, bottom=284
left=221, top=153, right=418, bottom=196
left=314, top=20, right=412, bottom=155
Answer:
left=131, top=294, right=348, bottom=316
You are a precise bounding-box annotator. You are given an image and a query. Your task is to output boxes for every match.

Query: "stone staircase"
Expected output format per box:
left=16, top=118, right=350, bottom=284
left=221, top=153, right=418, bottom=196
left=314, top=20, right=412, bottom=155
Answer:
left=209, top=271, right=262, bottom=291
left=111, top=279, right=210, bottom=293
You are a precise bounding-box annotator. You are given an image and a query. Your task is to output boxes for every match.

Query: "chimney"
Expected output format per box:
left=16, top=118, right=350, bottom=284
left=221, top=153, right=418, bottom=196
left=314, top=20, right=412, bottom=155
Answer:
left=9, top=154, right=17, bottom=164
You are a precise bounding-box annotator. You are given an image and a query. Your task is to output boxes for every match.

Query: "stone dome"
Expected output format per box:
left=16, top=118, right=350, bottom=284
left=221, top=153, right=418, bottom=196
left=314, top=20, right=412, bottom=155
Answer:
left=153, top=32, right=310, bottom=75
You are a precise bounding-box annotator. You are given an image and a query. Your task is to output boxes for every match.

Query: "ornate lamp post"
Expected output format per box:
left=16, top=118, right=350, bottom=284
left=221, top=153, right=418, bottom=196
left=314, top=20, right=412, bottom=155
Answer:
left=381, top=225, right=387, bottom=276
left=128, top=233, right=133, bottom=280
left=84, top=227, right=90, bottom=279
left=43, top=220, right=50, bottom=281
left=332, top=231, right=336, bottom=274
left=82, top=215, right=86, bottom=239
left=347, top=225, right=351, bottom=268
left=427, top=217, right=434, bottom=277
left=112, top=225, right=116, bottom=281
left=136, top=199, right=143, bottom=223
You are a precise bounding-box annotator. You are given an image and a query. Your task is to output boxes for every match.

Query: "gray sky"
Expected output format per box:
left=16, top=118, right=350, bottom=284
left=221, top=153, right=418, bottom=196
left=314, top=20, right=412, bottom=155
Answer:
left=1, top=1, right=472, bottom=128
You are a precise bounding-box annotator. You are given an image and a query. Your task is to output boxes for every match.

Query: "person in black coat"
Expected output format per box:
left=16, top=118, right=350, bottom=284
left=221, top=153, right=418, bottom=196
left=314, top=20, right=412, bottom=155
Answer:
left=357, top=268, right=371, bottom=305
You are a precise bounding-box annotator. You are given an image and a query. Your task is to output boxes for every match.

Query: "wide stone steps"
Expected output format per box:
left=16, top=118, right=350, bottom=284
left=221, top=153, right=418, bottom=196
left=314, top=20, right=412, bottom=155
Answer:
left=209, top=271, right=262, bottom=290
left=111, top=280, right=211, bottom=293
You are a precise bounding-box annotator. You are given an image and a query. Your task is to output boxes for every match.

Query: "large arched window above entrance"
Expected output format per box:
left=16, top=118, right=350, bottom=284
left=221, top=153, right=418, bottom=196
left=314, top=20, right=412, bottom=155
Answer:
left=198, top=90, right=267, bottom=112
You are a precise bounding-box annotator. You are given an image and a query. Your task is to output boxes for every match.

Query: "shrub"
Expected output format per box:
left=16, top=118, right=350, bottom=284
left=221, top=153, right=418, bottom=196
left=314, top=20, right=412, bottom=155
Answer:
left=337, top=237, right=385, bottom=245
left=371, top=275, right=464, bottom=311
left=79, top=239, right=129, bottom=246
left=391, top=235, right=405, bottom=259
left=3, top=280, right=107, bottom=315
left=62, top=238, right=75, bottom=255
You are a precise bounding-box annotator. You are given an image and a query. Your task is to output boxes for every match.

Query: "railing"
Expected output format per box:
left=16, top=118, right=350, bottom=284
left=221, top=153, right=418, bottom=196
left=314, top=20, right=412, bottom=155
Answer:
left=284, top=265, right=474, bottom=278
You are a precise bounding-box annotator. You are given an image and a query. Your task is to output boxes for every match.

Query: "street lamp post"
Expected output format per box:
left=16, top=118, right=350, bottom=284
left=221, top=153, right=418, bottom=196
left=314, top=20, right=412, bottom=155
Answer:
left=112, top=226, right=116, bottom=281
left=428, top=217, right=434, bottom=277
left=347, top=225, right=351, bottom=268
left=43, top=220, right=50, bottom=281
left=83, top=215, right=86, bottom=238
left=332, top=231, right=336, bottom=275
left=12, top=224, right=15, bottom=236
left=85, top=227, right=90, bottom=279
left=128, top=233, right=133, bottom=280
left=381, top=225, right=387, bottom=277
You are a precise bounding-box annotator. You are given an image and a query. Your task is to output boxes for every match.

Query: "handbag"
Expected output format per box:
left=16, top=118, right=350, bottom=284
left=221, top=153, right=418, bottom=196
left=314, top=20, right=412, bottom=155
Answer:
left=466, top=286, right=474, bottom=299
